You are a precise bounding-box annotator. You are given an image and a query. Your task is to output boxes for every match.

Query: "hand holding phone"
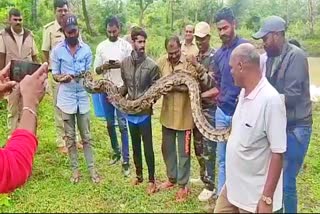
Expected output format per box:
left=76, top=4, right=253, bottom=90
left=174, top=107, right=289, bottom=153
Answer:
left=10, top=60, right=41, bottom=82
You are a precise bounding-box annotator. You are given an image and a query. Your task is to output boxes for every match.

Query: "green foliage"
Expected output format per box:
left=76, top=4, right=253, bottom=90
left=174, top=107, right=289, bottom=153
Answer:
left=0, top=0, right=318, bottom=57
left=0, top=194, right=11, bottom=207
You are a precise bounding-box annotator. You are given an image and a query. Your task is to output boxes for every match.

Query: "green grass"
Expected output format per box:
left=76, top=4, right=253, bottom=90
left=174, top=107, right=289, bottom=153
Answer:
left=0, top=90, right=319, bottom=212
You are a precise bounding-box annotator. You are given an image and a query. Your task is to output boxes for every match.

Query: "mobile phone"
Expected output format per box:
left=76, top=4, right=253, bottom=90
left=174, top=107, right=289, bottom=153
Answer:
left=109, top=60, right=116, bottom=65
left=10, top=60, right=41, bottom=82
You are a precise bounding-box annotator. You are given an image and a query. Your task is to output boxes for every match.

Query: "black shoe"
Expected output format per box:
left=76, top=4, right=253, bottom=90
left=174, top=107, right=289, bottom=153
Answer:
left=109, top=155, right=120, bottom=165
left=122, top=162, right=130, bottom=177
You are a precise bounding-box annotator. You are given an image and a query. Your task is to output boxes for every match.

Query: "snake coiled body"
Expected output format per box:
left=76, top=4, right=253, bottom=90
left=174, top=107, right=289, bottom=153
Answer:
left=83, top=71, right=230, bottom=142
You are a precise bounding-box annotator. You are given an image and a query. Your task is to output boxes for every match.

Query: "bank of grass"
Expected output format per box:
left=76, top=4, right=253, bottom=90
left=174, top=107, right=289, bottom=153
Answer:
left=0, top=91, right=319, bottom=212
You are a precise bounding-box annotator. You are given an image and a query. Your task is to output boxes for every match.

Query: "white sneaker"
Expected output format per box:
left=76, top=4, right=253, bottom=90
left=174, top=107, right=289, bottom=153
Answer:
left=198, top=188, right=215, bottom=202
left=190, top=177, right=203, bottom=185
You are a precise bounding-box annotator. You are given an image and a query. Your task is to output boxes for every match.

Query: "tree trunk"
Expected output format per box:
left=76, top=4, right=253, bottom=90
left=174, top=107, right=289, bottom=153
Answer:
left=171, top=0, right=174, bottom=31
left=32, top=0, right=37, bottom=25
left=81, top=0, right=93, bottom=35
left=166, top=0, right=170, bottom=24
left=195, top=10, right=198, bottom=22
left=308, top=0, right=315, bottom=35
left=139, top=0, right=144, bottom=26
left=285, top=0, right=289, bottom=24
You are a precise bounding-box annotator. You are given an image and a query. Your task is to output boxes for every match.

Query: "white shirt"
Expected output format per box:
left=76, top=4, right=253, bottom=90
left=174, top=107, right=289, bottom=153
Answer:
left=226, top=77, right=287, bottom=212
left=93, top=38, right=132, bottom=87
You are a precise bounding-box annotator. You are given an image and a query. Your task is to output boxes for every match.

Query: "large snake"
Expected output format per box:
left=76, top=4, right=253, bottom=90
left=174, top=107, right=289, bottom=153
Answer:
left=82, top=70, right=230, bottom=142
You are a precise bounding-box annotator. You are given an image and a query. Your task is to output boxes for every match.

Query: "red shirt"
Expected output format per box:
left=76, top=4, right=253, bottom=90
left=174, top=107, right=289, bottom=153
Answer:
left=0, top=129, right=38, bottom=193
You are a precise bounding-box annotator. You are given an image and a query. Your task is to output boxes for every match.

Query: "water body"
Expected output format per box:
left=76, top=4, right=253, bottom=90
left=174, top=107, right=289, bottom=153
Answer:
left=309, top=57, right=320, bottom=86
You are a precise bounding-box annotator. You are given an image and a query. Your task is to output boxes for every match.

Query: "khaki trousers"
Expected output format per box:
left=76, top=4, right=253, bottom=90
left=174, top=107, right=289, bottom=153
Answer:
left=50, top=76, right=66, bottom=147
left=214, top=186, right=252, bottom=213
left=7, top=87, right=22, bottom=133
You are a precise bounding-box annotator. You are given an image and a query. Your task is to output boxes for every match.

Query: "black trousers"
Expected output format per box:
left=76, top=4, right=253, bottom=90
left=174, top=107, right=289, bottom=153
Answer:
left=128, top=117, right=155, bottom=182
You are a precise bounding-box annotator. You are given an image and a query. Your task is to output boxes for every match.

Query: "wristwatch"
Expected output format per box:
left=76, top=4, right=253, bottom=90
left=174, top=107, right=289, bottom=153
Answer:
left=261, top=195, right=273, bottom=205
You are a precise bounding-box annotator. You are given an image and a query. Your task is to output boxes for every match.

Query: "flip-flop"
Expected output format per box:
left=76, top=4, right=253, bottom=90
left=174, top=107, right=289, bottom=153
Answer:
left=90, top=170, right=101, bottom=184
left=70, top=171, right=81, bottom=184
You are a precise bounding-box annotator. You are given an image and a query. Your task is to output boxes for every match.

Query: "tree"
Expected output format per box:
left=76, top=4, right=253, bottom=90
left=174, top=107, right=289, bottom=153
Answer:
left=31, top=0, right=37, bottom=26
left=308, top=0, right=317, bottom=35
left=81, top=0, right=93, bottom=35
left=135, top=0, right=154, bottom=26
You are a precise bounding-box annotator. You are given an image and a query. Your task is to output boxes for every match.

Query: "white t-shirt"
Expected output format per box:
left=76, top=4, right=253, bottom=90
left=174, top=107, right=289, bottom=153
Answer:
left=93, top=38, right=132, bottom=87
left=226, top=77, right=287, bottom=212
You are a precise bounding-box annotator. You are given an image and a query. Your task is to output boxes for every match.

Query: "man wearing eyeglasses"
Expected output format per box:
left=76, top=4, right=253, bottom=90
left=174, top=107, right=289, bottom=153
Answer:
left=0, top=8, right=38, bottom=134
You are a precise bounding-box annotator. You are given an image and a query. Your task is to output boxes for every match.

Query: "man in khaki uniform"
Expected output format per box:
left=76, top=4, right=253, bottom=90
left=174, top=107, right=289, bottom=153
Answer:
left=181, top=25, right=199, bottom=57
left=157, top=36, right=215, bottom=203
left=0, top=8, right=38, bottom=133
left=42, top=0, right=83, bottom=154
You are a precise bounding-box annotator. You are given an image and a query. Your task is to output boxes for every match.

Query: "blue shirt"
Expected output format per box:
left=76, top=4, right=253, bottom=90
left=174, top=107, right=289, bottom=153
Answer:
left=126, top=114, right=150, bottom=125
left=212, top=36, right=248, bottom=116
left=51, top=40, right=93, bottom=114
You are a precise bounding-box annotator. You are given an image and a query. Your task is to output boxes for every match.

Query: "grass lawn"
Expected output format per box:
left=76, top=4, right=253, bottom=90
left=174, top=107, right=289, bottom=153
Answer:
left=0, top=88, right=319, bottom=212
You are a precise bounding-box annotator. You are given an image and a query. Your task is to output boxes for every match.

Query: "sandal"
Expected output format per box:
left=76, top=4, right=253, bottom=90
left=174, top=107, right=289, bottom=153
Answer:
left=90, top=170, right=101, bottom=184
left=70, top=170, right=81, bottom=184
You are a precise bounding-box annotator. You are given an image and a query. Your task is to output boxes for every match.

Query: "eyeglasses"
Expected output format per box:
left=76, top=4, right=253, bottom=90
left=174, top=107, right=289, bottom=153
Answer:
left=56, top=8, right=68, bottom=14
left=13, top=18, right=22, bottom=22
left=185, top=30, right=193, bottom=33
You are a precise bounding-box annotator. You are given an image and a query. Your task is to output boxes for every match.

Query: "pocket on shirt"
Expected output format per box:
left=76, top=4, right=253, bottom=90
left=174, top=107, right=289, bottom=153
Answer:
left=240, top=124, right=254, bottom=147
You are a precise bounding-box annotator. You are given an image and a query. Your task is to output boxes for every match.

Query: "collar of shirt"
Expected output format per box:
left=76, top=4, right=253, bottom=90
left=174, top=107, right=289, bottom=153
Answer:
left=165, top=53, right=186, bottom=66
left=244, top=77, right=267, bottom=100
left=54, top=19, right=62, bottom=32
left=182, top=39, right=196, bottom=46
left=221, top=36, right=240, bottom=51
left=63, top=40, right=83, bottom=52
left=266, top=41, right=289, bottom=77
left=11, top=27, right=24, bottom=36
left=198, top=47, right=215, bottom=58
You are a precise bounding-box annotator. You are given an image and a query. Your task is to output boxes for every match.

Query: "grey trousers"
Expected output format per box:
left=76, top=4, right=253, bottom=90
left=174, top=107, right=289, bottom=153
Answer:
left=62, top=111, right=94, bottom=171
left=162, top=126, right=191, bottom=188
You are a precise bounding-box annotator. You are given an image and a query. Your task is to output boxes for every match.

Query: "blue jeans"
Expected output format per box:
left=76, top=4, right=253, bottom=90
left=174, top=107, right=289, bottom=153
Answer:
left=104, top=95, right=129, bottom=163
left=283, top=125, right=312, bottom=213
left=215, top=107, right=232, bottom=195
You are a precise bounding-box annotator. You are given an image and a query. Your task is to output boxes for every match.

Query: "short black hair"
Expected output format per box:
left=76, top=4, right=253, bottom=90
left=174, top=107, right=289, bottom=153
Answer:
left=9, top=8, right=21, bottom=18
left=105, top=16, right=120, bottom=29
left=214, top=7, right=235, bottom=24
left=165, top=35, right=181, bottom=49
left=131, top=27, right=147, bottom=41
left=54, top=0, right=69, bottom=9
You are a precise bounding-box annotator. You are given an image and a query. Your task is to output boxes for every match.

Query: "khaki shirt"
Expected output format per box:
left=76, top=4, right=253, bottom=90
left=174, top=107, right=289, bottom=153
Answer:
left=157, top=54, right=196, bottom=130
left=42, top=20, right=64, bottom=51
left=41, top=20, right=64, bottom=68
left=0, top=27, right=38, bottom=64
left=181, top=39, right=199, bottom=57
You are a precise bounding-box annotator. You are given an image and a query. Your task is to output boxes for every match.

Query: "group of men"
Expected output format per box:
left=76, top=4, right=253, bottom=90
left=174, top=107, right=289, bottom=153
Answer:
left=0, top=0, right=312, bottom=212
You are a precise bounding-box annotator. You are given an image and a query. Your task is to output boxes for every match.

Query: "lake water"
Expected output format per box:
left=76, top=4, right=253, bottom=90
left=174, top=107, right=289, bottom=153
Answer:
left=309, top=57, right=320, bottom=85
left=308, top=57, right=320, bottom=102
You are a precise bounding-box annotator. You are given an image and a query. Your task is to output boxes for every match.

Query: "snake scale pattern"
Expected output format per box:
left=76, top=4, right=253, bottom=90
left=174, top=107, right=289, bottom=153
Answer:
left=83, top=70, right=230, bottom=142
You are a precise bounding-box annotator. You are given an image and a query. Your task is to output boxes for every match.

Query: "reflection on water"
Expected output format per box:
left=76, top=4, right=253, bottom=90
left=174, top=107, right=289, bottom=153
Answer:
left=308, top=57, right=320, bottom=102
left=308, top=57, right=320, bottom=85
